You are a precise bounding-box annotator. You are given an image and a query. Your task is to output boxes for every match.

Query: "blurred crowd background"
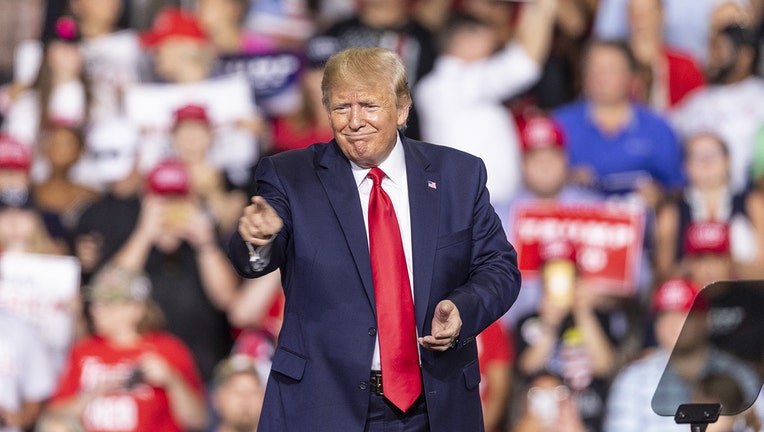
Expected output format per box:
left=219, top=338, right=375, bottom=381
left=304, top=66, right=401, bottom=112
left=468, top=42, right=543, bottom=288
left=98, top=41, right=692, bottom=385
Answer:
left=2, top=0, right=764, bottom=431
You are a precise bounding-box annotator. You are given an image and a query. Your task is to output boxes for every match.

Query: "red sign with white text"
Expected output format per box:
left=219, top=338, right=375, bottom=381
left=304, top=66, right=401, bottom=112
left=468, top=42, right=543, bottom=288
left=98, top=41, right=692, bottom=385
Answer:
left=512, top=202, right=646, bottom=296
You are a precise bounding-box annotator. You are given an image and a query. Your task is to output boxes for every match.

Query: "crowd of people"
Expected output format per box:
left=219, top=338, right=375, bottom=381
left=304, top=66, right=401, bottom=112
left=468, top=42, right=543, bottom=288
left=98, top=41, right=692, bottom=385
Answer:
left=1, top=0, right=764, bottom=431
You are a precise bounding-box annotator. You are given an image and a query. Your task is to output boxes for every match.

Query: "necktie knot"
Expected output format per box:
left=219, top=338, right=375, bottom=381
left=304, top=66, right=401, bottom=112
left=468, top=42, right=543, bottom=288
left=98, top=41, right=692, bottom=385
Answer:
left=368, top=167, right=386, bottom=187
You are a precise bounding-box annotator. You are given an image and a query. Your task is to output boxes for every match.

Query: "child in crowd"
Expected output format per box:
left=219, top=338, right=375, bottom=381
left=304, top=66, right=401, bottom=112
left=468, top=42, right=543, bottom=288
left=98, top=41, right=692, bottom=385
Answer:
left=211, top=354, right=265, bottom=432
left=46, top=265, right=208, bottom=432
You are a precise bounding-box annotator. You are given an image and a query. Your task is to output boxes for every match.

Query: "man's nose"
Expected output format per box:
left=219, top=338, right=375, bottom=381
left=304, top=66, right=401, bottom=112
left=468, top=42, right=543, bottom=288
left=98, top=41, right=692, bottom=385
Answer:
left=349, top=106, right=365, bottom=129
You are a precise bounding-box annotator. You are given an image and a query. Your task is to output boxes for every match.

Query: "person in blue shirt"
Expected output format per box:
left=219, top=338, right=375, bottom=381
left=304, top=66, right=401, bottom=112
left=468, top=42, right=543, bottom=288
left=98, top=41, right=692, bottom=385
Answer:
left=552, top=39, right=685, bottom=210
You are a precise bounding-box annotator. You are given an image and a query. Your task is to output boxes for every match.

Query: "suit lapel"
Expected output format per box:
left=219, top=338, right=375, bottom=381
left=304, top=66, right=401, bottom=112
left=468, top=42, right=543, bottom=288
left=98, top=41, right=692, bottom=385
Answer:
left=316, top=141, right=377, bottom=313
left=403, top=137, right=440, bottom=334
left=315, top=138, right=441, bottom=325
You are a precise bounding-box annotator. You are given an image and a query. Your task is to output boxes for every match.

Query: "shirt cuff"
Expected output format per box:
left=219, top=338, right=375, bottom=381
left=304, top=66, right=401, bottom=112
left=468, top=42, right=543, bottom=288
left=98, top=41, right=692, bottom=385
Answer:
left=245, top=238, right=275, bottom=272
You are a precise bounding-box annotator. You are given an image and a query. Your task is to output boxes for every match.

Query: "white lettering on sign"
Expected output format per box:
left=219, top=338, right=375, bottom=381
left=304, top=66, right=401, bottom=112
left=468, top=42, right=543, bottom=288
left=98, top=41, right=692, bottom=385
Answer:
left=578, top=247, right=608, bottom=272
left=84, top=395, right=138, bottom=431
left=516, top=217, right=636, bottom=249
left=218, top=54, right=301, bottom=91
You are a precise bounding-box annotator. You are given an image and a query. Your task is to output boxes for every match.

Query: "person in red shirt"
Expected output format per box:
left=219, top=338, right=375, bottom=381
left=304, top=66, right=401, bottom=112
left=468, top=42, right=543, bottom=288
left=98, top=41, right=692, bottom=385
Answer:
left=476, top=320, right=514, bottom=432
left=628, top=0, right=705, bottom=110
left=46, top=265, right=208, bottom=432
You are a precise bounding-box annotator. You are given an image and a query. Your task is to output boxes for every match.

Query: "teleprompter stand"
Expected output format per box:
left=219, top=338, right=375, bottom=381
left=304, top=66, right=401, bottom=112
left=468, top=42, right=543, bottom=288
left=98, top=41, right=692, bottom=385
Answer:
left=674, top=403, right=722, bottom=432
left=651, top=281, right=764, bottom=432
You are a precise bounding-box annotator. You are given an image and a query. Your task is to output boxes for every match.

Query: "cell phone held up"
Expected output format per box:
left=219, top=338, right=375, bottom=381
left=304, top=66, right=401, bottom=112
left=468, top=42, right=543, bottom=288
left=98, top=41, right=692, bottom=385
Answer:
left=538, top=238, right=577, bottom=309
left=542, top=259, right=576, bottom=309
left=124, top=366, right=145, bottom=390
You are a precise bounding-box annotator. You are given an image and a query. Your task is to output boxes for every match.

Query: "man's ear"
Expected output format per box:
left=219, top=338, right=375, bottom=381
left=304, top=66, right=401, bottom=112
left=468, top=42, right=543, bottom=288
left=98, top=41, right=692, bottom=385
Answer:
left=397, top=100, right=411, bottom=128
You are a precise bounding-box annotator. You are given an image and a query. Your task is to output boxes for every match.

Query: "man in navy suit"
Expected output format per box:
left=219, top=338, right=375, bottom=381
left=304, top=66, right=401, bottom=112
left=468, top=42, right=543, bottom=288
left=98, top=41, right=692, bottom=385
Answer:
left=227, top=47, right=521, bottom=431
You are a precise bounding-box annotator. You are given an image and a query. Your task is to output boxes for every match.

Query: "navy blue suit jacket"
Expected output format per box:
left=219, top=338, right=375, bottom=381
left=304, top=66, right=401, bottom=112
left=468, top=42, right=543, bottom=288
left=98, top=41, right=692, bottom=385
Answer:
left=228, top=134, right=521, bottom=431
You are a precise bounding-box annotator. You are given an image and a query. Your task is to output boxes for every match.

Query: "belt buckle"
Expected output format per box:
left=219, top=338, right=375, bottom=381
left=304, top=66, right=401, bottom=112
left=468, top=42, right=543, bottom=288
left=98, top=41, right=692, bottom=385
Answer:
left=370, top=371, right=383, bottom=396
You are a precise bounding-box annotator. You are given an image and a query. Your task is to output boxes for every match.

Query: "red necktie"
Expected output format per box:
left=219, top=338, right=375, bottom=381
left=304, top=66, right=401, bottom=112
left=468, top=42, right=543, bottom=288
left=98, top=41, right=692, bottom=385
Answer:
left=367, top=167, right=421, bottom=412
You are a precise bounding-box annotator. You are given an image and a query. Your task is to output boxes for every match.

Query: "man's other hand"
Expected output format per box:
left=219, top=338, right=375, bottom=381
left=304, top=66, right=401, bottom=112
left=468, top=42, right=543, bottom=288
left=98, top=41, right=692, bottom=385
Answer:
left=419, top=300, right=462, bottom=352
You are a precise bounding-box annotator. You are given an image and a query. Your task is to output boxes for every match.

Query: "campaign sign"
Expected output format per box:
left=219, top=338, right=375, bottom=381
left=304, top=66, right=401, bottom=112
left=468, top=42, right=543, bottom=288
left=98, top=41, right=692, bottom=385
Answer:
left=512, top=202, right=646, bottom=296
left=213, top=51, right=303, bottom=116
left=0, top=252, right=81, bottom=372
left=123, top=72, right=259, bottom=187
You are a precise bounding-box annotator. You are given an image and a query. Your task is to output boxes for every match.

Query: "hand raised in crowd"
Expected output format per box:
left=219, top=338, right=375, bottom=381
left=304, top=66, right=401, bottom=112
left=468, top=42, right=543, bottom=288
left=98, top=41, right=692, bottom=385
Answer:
left=173, top=199, right=219, bottom=250
left=187, top=163, right=225, bottom=200
left=538, top=293, right=571, bottom=332
left=135, top=352, right=179, bottom=389
left=419, top=300, right=462, bottom=352
left=571, top=279, right=600, bottom=316
left=133, top=194, right=216, bottom=248
left=74, top=232, right=104, bottom=274
left=133, top=194, right=167, bottom=243
left=239, top=196, right=283, bottom=246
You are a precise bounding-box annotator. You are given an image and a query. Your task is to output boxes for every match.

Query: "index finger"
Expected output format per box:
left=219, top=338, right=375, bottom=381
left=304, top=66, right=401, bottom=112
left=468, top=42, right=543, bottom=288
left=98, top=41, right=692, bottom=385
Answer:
left=251, top=195, right=267, bottom=207
left=248, top=196, right=271, bottom=213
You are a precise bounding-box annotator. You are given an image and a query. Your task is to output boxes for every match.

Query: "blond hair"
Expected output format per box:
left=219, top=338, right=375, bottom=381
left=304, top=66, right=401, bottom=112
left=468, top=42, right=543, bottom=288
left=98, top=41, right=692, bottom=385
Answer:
left=321, top=47, right=411, bottom=123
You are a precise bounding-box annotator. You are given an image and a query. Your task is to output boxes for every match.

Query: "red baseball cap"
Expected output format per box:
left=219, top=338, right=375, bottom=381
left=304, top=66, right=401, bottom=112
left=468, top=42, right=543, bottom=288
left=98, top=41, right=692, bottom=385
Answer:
left=172, top=104, right=211, bottom=129
left=652, top=278, right=702, bottom=313
left=140, top=7, right=207, bottom=48
left=683, top=221, right=730, bottom=256
left=519, top=116, right=566, bottom=153
left=0, top=135, right=32, bottom=171
left=147, top=159, right=190, bottom=196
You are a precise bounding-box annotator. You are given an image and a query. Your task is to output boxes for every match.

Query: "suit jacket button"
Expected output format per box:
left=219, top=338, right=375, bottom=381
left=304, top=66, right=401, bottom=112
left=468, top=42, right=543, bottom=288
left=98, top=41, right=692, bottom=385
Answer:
left=359, top=382, right=368, bottom=390
left=368, top=327, right=377, bottom=336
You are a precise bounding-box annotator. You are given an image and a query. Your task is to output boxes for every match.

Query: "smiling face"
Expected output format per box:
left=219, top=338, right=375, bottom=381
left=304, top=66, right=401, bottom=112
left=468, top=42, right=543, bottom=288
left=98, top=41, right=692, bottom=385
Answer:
left=327, top=82, right=408, bottom=168
left=322, top=48, right=411, bottom=168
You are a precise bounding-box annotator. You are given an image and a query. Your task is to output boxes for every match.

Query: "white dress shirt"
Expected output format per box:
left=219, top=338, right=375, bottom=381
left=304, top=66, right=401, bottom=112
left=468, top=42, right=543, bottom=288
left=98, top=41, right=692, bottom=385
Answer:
left=350, top=135, right=416, bottom=371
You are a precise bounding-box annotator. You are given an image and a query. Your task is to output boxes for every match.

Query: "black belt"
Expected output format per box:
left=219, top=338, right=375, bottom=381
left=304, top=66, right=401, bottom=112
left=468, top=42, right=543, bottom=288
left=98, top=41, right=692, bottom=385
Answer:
left=370, top=371, right=384, bottom=396
left=368, top=371, right=428, bottom=415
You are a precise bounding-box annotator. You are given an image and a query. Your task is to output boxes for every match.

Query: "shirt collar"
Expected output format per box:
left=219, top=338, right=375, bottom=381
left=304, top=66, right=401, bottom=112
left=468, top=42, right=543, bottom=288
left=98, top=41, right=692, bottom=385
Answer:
left=351, top=134, right=406, bottom=188
left=584, top=100, right=640, bottom=134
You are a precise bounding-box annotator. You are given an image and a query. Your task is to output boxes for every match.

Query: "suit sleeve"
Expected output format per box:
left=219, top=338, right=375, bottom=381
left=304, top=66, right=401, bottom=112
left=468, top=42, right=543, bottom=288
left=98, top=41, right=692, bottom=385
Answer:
left=447, top=159, right=522, bottom=344
left=227, top=156, right=290, bottom=279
